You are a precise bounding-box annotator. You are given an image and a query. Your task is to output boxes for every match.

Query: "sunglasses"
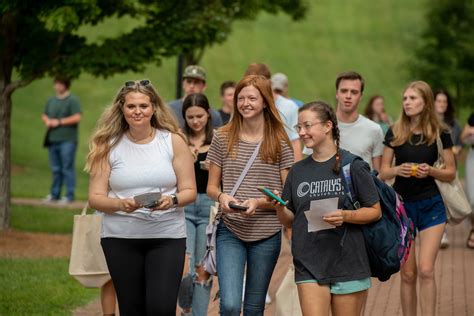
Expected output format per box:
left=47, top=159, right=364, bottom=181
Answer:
left=124, top=79, right=151, bottom=87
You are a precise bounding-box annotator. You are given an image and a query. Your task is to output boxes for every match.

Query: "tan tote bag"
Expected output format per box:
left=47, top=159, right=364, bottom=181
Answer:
left=275, top=264, right=302, bottom=316
left=69, top=204, right=111, bottom=288
left=434, top=135, right=471, bottom=224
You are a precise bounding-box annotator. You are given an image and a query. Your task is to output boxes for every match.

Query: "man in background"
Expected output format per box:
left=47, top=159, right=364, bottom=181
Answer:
left=41, top=77, right=82, bottom=203
left=218, top=81, right=236, bottom=124
left=168, top=65, right=223, bottom=128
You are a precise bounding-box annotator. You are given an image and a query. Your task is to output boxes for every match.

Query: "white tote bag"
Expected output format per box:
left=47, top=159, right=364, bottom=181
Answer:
left=434, top=136, right=471, bottom=224
left=69, top=204, right=111, bottom=288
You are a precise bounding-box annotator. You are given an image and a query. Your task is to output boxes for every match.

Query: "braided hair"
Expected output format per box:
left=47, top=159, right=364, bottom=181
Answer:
left=299, top=101, right=342, bottom=174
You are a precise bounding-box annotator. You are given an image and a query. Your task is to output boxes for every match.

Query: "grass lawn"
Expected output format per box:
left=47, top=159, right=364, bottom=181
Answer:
left=0, top=258, right=99, bottom=315
left=11, top=204, right=79, bottom=234
left=10, top=0, right=470, bottom=200
left=0, top=205, right=100, bottom=315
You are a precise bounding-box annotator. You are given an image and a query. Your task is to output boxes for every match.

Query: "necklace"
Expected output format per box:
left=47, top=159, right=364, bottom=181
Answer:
left=129, top=128, right=154, bottom=143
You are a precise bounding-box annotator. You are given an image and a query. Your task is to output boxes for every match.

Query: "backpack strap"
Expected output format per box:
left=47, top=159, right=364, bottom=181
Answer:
left=340, top=150, right=361, bottom=209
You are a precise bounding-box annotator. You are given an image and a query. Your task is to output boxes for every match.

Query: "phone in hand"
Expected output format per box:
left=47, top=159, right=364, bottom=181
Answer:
left=228, top=202, right=249, bottom=211
left=134, top=192, right=162, bottom=208
left=257, top=186, right=287, bottom=206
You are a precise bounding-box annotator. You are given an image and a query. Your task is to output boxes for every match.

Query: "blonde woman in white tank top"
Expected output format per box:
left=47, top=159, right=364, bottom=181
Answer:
left=86, top=80, right=196, bottom=315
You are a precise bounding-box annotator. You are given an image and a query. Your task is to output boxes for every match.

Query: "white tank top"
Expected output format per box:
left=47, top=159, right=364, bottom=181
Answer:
left=101, top=129, right=186, bottom=239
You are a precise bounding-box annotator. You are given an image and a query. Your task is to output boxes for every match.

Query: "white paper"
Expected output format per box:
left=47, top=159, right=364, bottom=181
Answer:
left=304, top=197, right=338, bottom=232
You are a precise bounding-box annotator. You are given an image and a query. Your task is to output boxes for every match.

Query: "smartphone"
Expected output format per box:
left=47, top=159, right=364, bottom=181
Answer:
left=134, top=192, right=162, bottom=208
left=257, top=186, right=287, bottom=206
left=228, top=202, right=249, bottom=211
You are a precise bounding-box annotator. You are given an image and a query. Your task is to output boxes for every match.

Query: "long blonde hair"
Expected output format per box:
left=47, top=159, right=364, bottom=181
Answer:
left=391, top=81, right=445, bottom=147
left=221, top=75, right=292, bottom=163
left=85, top=80, right=181, bottom=173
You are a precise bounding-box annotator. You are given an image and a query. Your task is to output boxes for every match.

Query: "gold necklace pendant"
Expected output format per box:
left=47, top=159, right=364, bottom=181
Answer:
left=129, top=128, right=154, bottom=142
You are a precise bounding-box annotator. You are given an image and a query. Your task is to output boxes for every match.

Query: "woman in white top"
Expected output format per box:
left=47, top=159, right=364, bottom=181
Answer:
left=86, top=79, right=196, bottom=315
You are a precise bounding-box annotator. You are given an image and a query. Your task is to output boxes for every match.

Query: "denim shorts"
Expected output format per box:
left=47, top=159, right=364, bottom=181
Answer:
left=404, top=193, right=447, bottom=237
left=296, top=278, right=371, bottom=295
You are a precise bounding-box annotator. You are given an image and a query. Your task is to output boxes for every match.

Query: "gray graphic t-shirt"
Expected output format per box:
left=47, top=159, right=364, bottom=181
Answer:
left=282, top=152, right=379, bottom=284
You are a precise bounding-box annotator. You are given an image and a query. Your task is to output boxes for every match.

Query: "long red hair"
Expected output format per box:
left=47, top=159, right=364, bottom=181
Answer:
left=220, top=75, right=292, bottom=163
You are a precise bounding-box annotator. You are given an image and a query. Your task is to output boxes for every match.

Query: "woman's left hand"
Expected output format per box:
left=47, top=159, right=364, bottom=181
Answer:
left=415, top=163, right=431, bottom=178
left=323, top=210, right=344, bottom=226
left=240, top=198, right=259, bottom=218
left=152, top=195, right=175, bottom=211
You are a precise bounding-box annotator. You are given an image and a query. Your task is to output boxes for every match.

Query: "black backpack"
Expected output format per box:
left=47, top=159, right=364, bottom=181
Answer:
left=340, top=151, right=414, bottom=282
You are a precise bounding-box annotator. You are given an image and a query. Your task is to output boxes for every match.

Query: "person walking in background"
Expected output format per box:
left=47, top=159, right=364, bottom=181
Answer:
left=41, top=76, right=82, bottom=203
left=245, top=63, right=302, bottom=161
left=86, top=79, right=197, bottom=315
left=271, top=72, right=304, bottom=107
left=433, top=89, right=463, bottom=249
left=206, top=75, right=294, bottom=315
left=218, top=81, right=236, bottom=125
left=168, top=65, right=223, bottom=129
left=434, top=89, right=462, bottom=157
left=380, top=81, right=456, bottom=316
left=303, top=72, right=384, bottom=171
left=461, top=112, right=474, bottom=249
left=364, top=95, right=392, bottom=135
left=274, top=101, right=381, bottom=316
left=178, top=93, right=214, bottom=316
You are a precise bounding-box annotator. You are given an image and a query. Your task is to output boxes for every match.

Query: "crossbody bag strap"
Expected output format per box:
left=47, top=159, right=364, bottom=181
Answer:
left=229, top=141, right=262, bottom=197
left=215, top=141, right=261, bottom=223
left=436, top=132, right=444, bottom=163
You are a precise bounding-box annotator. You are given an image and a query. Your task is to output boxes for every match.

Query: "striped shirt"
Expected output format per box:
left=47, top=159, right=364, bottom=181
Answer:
left=207, top=130, right=294, bottom=241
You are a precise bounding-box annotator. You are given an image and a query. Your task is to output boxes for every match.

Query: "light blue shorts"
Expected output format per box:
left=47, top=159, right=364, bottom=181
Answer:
left=296, top=277, right=371, bottom=295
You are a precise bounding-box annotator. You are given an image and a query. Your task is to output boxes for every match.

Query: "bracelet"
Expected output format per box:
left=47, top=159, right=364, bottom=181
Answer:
left=58, top=119, right=62, bottom=126
left=217, top=192, right=224, bottom=203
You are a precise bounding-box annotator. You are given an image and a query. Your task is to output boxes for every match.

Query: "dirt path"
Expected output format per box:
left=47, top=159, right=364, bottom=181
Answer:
left=0, top=229, right=71, bottom=258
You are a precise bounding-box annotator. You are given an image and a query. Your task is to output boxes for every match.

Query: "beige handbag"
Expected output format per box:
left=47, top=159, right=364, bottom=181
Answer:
left=275, top=264, right=302, bottom=316
left=69, top=204, right=111, bottom=288
left=434, top=135, right=471, bottom=224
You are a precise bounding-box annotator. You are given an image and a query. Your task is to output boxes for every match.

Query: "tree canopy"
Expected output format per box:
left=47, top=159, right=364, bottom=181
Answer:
left=2, top=0, right=307, bottom=83
left=411, top=0, right=474, bottom=109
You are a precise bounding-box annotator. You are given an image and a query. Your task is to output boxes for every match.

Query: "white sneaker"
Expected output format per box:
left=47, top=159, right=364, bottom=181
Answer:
left=58, top=197, right=73, bottom=205
left=42, top=194, right=57, bottom=203
left=440, top=232, right=450, bottom=249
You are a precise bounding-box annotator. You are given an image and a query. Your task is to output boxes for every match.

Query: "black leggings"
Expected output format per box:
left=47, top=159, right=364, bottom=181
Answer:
left=101, top=237, right=186, bottom=316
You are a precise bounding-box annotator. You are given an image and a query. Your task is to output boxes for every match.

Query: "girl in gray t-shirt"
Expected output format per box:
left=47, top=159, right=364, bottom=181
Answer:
left=275, top=101, right=381, bottom=316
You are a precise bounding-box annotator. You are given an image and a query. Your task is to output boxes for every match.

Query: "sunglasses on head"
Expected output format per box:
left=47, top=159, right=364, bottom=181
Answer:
left=124, top=79, right=151, bottom=87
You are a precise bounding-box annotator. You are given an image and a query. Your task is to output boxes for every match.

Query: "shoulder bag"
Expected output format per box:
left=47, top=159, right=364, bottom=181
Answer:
left=69, top=203, right=111, bottom=287
left=433, top=135, right=471, bottom=224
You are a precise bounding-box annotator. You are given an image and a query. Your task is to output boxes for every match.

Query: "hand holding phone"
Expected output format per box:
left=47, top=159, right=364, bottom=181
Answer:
left=257, top=186, right=287, bottom=206
left=134, top=192, right=162, bottom=209
left=228, top=202, right=249, bottom=211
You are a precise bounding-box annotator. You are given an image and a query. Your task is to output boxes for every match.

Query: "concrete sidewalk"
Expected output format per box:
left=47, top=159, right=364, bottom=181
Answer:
left=73, top=222, right=474, bottom=315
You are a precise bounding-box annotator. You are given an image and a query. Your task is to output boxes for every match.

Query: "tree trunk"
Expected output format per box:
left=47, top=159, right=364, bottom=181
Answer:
left=0, top=87, right=12, bottom=230
left=0, top=12, right=16, bottom=230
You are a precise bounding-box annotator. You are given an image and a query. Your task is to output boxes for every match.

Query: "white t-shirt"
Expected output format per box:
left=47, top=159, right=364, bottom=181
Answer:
left=101, top=129, right=186, bottom=239
left=275, top=95, right=299, bottom=141
left=303, top=115, right=384, bottom=169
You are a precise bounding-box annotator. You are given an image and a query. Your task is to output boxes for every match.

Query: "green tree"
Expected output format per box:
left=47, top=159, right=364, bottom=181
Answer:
left=0, top=0, right=306, bottom=229
left=411, top=0, right=474, bottom=108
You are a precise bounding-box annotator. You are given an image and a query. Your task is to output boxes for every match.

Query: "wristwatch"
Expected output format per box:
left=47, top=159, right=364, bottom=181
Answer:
left=170, top=194, right=178, bottom=206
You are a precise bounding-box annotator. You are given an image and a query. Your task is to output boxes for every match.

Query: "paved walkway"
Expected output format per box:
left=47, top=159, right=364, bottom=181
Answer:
left=72, top=222, right=474, bottom=315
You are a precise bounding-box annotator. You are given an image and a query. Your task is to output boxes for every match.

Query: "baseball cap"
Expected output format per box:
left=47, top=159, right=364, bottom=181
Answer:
left=271, top=73, right=288, bottom=91
left=183, top=65, right=206, bottom=82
